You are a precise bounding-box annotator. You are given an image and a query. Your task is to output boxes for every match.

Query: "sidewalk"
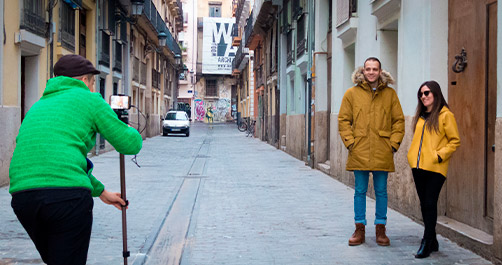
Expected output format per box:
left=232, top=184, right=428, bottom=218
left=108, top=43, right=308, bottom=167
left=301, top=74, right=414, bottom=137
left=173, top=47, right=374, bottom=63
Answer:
left=0, top=123, right=492, bottom=264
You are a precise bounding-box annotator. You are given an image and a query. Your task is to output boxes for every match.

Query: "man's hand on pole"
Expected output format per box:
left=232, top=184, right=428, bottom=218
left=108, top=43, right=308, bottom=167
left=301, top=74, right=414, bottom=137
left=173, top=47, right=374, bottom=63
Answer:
left=99, top=189, right=128, bottom=210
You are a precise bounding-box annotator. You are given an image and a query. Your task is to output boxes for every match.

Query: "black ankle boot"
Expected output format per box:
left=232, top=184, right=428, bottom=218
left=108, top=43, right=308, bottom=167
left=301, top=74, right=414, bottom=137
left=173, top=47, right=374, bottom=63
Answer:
left=415, top=238, right=433, bottom=258
left=431, top=238, right=439, bottom=252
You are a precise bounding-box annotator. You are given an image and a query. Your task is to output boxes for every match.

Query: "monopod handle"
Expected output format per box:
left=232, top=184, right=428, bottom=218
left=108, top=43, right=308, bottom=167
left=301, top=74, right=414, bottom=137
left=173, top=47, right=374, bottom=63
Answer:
left=120, top=153, right=129, bottom=265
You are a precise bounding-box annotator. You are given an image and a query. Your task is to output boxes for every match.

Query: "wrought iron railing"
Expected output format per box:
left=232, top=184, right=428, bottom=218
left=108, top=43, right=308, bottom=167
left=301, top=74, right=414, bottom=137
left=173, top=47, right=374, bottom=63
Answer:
left=179, top=72, right=187, bottom=80
left=61, top=31, right=75, bottom=51
left=234, top=0, right=246, bottom=25
left=113, top=41, right=122, bottom=72
left=141, top=0, right=182, bottom=56
left=133, top=57, right=140, bottom=82
left=21, top=0, right=46, bottom=36
left=232, top=23, right=239, bottom=37
left=287, top=51, right=293, bottom=66
left=99, top=31, right=110, bottom=67
left=244, top=11, right=254, bottom=47
left=297, top=38, right=306, bottom=57
left=336, top=0, right=357, bottom=27
left=61, top=2, right=75, bottom=51
left=152, top=69, right=160, bottom=88
left=286, top=30, right=293, bottom=65
left=165, top=76, right=172, bottom=96
left=232, top=43, right=248, bottom=70
left=140, top=62, right=147, bottom=85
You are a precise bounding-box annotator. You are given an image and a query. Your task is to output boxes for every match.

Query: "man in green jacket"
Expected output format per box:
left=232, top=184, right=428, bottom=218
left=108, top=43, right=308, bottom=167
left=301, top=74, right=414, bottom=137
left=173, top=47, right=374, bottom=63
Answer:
left=338, top=57, right=405, bottom=247
left=9, top=55, right=143, bottom=265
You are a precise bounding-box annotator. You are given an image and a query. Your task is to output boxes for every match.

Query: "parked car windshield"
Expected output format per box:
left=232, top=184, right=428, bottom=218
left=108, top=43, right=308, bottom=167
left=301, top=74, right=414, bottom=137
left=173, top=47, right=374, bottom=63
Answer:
left=165, top=112, right=187, bottom=121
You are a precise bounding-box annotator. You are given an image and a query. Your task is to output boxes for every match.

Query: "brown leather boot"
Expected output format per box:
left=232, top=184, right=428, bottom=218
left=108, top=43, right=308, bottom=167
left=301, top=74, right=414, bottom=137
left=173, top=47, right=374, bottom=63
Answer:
left=348, top=223, right=365, bottom=246
left=376, top=224, right=390, bottom=246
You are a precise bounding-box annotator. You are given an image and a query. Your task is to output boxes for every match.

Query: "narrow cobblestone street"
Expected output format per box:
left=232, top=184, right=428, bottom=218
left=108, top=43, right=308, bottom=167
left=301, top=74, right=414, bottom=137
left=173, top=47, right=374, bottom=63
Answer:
left=0, top=123, right=492, bottom=265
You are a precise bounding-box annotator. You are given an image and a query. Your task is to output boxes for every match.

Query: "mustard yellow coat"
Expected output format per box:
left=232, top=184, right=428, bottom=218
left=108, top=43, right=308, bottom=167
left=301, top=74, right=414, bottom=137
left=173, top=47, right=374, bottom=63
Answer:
left=407, top=107, right=460, bottom=177
left=338, top=68, right=405, bottom=172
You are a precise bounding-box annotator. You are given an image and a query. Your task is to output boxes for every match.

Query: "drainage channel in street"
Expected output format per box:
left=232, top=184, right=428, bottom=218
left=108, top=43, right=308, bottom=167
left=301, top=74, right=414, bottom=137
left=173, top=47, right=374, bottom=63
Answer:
left=135, top=135, right=210, bottom=265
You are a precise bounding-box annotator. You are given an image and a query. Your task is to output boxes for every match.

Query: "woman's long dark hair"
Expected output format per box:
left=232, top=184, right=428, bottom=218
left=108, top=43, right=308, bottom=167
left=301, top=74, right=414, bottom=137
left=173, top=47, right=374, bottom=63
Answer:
left=412, top=81, right=449, bottom=133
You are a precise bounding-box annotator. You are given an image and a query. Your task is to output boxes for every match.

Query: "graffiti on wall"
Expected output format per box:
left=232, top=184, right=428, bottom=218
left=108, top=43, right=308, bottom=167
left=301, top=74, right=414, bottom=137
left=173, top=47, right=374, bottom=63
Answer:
left=214, top=98, right=231, bottom=122
left=194, top=99, right=205, bottom=121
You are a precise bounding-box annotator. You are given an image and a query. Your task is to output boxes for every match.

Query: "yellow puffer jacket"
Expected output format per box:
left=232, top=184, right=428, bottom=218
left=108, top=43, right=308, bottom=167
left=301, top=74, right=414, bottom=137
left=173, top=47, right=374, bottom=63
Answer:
left=338, top=67, right=405, bottom=172
left=407, top=106, right=460, bottom=177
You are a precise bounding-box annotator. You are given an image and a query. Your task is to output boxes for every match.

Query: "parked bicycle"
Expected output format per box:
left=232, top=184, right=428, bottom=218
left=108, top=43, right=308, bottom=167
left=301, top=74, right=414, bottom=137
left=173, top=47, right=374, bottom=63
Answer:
left=246, top=120, right=256, bottom=137
left=237, top=117, right=249, bottom=132
left=237, top=117, right=256, bottom=137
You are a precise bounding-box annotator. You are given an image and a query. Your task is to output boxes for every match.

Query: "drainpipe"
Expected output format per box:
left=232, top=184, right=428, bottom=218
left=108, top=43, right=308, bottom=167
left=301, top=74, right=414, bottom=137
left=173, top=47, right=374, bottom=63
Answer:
left=48, top=0, right=55, bottom=78
left=276, top=3, right=282, bottom=149
left=306, top=0, right=315, bottom=168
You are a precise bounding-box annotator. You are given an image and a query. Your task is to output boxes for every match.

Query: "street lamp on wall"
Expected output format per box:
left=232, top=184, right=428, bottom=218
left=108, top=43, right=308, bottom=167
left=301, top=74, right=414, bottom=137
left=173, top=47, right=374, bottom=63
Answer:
left=174, top=54, right=182, bottom=66
left=183, top=64, right=189, bottom=77
left=158, top=32, right=167, bottom=47
left=131, top=0, right=144, bottom=16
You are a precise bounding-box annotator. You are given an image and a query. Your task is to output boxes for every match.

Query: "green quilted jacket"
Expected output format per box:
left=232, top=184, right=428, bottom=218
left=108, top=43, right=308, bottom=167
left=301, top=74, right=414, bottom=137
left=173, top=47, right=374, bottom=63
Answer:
left=9, top=76, right=142, bottom=196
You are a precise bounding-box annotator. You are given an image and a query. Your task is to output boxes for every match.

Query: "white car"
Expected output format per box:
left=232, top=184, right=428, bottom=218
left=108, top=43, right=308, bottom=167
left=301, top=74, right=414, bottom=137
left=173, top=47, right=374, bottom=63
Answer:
left=162, top=111, right=190, bottom=137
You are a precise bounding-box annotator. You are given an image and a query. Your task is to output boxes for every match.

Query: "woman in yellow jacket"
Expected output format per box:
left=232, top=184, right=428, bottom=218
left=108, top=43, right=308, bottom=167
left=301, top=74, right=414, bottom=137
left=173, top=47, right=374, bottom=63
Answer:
left=407, top=80, right=460, bottom=259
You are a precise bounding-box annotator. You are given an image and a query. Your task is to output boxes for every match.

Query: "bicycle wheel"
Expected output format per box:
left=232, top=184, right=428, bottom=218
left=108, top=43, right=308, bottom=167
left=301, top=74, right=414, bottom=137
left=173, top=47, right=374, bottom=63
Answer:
left=238, top=122, right=247, bottom=132
left=248, top=124, right=255, bottom=136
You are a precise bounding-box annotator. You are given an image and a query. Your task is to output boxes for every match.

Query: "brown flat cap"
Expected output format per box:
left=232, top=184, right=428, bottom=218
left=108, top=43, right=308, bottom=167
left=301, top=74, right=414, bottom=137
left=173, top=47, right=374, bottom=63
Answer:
left=54, top=54, right=101, bottom=77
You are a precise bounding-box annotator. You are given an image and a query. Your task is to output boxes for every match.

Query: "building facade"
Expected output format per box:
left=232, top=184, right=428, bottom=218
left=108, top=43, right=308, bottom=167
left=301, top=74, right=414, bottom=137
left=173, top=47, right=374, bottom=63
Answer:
left=195, top=0, right=236, bottom=123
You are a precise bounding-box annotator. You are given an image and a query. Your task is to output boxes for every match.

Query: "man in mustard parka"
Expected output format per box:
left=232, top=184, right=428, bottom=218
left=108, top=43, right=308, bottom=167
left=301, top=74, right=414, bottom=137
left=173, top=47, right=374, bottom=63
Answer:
left=338, top=57, right=405, bottom=247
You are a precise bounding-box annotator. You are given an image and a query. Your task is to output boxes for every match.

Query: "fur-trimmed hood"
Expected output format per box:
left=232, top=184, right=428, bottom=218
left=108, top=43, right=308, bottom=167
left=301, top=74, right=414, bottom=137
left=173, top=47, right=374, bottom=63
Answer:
left=351, top=66, right=395, bottom=86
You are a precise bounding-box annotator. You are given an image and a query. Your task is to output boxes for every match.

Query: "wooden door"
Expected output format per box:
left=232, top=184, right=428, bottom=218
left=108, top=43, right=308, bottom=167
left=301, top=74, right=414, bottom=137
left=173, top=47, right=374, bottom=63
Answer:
left=447, top=0, right=497, bottom=233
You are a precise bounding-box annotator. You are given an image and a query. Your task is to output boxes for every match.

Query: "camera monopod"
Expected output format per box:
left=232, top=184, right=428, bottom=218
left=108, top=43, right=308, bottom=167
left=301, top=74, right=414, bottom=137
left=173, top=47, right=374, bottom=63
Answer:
left=110, top=94, right=132, bottom=265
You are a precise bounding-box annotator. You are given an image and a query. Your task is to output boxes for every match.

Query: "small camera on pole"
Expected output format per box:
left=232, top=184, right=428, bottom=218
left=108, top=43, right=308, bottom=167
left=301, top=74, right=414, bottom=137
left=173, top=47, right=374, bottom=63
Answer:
left=110, top=94, right=131, bottom=124
left=109, top=94, right=132, bottom=265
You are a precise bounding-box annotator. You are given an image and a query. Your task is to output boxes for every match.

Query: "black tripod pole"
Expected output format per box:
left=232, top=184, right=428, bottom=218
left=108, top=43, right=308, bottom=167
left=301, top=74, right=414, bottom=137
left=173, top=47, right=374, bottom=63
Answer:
left=120, top=153, right=130, bottom=265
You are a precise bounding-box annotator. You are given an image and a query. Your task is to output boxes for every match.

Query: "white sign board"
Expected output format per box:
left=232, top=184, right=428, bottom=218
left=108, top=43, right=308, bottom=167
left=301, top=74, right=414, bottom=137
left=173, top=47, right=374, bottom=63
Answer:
left=202, top=17, right=237, bottom=75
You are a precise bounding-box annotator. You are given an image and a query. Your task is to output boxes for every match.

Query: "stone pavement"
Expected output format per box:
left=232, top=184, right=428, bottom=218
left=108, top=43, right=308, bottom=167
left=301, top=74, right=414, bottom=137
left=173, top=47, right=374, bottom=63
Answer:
left=0, top=123, right=492, bottom=264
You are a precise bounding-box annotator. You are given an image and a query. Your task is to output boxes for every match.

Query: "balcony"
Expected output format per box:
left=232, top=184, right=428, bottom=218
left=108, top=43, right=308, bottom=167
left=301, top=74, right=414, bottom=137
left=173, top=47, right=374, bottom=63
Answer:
left=99, top=31, right=110, bottom=67
left=244, top=12, right=254, bottom=47
left=133, top=57, right=140, bottom=82
left=165, top=78, right=172, bottom=96
left=234, top=0, right=251, bottom=26
left=140, top=62, right=147, bottom=86
left=231, top=24, right=241, bottom=47
left=152, top=69, right=160, bottom=88
left=287, top=51, right=293, bottom=66
left=20, top=0, right=46, bottom=37
left=179, top=72, right=189, bottom=85
left=60, top=2, right=75, bottom=51
left=286, top=31, right=293, bottom=65
left=297, top=38, right=306, bottom=57
left=175, top=0, right=183, bottom=31
left=139, top=0, right=182, bottom=56
left=252, top=0, right=277, bottom=30
left=113, top=41, right=123, bottom=72
left=232, top=43, right=249, bottom=71
left=336, top=0, right=358, bottom=27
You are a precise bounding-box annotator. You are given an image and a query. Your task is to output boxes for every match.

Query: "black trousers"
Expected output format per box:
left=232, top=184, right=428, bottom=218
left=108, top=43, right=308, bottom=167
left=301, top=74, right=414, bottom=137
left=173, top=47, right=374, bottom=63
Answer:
left=11, top=188, right=94, bottom=265
left=412, top=168, right=445, bottom=240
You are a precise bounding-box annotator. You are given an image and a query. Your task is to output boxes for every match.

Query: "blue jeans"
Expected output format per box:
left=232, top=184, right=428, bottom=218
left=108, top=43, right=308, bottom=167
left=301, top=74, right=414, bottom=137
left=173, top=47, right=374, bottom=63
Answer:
left=354, top=170, right=388, bottom=225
